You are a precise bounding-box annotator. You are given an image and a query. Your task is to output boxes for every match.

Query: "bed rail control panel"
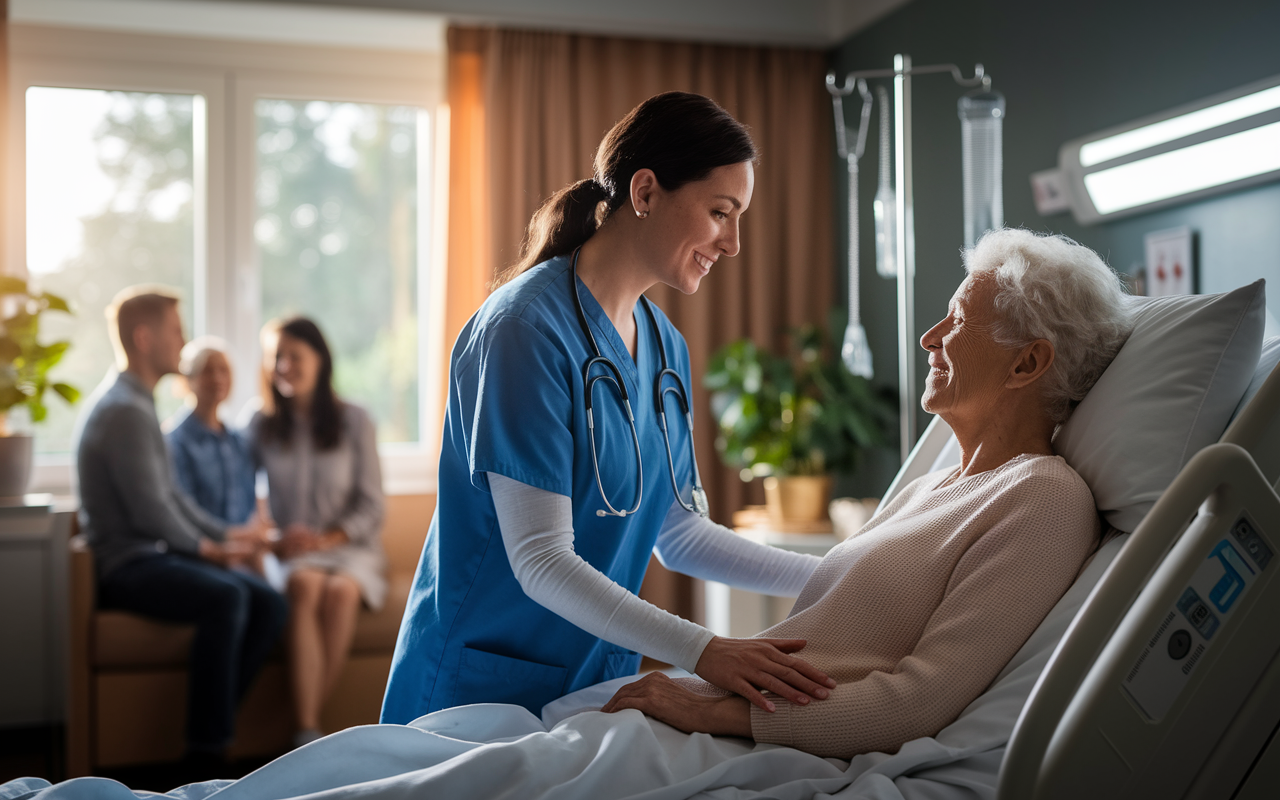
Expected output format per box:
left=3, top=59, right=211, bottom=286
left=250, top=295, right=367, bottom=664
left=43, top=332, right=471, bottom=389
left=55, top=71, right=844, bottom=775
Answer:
left=1033, top=483, right=1280, bottom=800
left=1122, top=516, right=1272, bottom=722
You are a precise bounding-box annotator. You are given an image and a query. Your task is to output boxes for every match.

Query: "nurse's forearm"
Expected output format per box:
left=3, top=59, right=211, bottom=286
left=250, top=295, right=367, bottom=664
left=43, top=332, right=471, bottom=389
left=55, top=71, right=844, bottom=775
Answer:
left=489, top=473, right=715, bottom=672
left=654, top=502, right=821, bottom=597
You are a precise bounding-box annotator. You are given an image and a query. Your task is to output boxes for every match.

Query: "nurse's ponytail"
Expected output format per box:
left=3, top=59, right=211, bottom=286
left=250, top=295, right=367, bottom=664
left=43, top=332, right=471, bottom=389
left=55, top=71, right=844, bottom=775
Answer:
left=493, top=92, right=757, bottom=289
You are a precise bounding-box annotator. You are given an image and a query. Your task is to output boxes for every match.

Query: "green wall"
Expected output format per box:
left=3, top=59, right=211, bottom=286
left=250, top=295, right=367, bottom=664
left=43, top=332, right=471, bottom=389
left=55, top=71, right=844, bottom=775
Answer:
left=831, top=0, right=1280, bottom=496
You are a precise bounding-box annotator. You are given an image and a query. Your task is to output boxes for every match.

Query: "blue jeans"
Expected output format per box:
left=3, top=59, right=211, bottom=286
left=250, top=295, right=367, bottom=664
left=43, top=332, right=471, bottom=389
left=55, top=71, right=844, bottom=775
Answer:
left=99, top=553, right=289, bottom=752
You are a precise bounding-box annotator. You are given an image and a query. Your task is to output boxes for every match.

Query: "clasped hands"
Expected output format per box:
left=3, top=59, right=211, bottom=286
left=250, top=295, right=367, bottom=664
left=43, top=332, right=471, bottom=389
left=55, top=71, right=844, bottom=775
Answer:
left=273, top=522, right=348, bottom=559
left=601, top=636, right=835, bottom=737
left=199, top=514, right=347, bottom=567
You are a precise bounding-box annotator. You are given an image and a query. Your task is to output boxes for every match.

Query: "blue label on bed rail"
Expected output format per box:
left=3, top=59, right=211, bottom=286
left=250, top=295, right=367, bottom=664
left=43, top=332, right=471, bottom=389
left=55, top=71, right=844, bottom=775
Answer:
left=1208, top=542, right=1249, bottom=613
left=1124, top=535, right=1258, bottom=722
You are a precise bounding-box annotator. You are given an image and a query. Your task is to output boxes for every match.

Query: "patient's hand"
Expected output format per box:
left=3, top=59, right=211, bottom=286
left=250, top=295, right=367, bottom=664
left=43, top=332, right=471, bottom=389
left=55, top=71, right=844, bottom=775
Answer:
left=601, top=672, right=752, bottom=738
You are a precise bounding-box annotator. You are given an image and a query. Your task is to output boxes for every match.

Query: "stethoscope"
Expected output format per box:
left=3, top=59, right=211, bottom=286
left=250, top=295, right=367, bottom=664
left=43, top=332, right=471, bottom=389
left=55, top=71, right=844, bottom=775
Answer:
left=569, top=248, right=709, bottom=519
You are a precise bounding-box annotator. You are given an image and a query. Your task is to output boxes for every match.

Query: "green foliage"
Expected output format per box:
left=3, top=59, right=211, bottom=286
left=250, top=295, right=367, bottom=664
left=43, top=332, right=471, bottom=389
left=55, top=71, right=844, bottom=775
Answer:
left=0, top=276, right=80, bottom=424
left=705, top=313, right=895, bottom=479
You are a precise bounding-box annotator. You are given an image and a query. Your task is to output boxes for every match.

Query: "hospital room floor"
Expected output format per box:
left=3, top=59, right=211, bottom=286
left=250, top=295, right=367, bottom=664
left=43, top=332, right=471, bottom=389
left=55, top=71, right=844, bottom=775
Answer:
left=0, top=725, right=277, bottom=791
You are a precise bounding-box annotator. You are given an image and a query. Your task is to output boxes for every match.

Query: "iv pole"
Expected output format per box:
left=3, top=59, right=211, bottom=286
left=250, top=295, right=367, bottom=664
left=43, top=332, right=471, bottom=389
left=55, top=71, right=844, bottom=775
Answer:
left=827, top=55, right=990, bottom=462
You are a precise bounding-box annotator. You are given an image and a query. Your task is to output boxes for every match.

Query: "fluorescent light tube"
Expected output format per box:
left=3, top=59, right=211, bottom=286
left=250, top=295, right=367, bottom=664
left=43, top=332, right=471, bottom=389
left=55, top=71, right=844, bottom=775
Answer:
left=1080, top=85, right=1280, bottom=167
left=1083, top=120, right=1280, bottom=214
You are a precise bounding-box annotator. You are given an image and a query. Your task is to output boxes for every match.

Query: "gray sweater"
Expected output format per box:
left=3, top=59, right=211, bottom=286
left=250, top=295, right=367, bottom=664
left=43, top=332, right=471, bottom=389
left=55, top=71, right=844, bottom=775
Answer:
left=74, top=370, right=226, bottom=577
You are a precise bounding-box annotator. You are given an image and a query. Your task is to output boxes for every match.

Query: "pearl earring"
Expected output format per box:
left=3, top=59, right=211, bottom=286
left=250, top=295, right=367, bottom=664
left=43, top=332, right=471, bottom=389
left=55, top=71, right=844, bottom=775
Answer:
left=637, top=210, right=649, bottom=219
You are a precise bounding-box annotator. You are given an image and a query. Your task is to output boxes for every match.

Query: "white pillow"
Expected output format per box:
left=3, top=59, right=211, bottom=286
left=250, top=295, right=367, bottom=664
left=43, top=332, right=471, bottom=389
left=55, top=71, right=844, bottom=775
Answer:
left=1055, top=281, right=1265, bottom=532
left=1231, top=335, right=1280, bottom=422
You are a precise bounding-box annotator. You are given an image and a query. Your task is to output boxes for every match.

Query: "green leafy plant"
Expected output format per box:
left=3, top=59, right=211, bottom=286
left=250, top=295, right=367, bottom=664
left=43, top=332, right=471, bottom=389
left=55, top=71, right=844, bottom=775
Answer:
left=705, top=312, right=896, bottom=480
left=0, top=276, right=80, bottom=432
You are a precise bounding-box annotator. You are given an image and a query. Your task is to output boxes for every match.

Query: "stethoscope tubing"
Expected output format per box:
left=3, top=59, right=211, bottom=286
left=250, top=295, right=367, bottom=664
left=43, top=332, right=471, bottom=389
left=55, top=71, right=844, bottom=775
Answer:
left=570, top=248, right=708, bottom=518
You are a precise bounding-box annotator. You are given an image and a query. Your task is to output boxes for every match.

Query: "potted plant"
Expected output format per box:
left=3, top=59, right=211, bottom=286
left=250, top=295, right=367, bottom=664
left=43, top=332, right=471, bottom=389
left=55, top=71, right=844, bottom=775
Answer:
left=0, top=276, right=80, bottom=497
left=705, top=313, right=895, bottom=526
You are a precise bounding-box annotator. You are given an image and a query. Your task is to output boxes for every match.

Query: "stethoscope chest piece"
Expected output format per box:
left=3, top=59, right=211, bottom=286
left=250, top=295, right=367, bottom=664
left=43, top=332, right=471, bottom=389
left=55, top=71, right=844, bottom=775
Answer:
left=691, top=487, right=709, bottom=517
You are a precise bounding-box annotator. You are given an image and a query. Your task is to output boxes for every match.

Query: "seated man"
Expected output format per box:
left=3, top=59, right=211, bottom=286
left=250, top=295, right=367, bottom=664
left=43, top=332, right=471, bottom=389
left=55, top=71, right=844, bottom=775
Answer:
left=602, top=228, right=1133, bottom=758
left=73, top=286, right=287, bottom=773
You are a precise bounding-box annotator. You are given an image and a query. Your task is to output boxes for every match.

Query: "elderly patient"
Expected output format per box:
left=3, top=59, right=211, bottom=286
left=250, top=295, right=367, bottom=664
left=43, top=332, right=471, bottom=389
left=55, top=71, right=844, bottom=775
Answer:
left=603, top=228, right=1133, bottom=758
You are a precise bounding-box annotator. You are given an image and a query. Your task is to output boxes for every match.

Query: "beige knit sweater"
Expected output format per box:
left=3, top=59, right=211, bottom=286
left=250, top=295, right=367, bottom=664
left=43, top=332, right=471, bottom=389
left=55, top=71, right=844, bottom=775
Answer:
left=681, top=454, right=1100, bottom=758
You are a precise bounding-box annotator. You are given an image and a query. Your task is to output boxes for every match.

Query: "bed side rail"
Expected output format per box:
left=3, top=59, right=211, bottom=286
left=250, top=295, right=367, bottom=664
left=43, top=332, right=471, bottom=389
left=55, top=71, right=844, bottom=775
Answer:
left=1222, top=359, right=1280, bottom=489
left=998, top=442, right=1280, bottom=800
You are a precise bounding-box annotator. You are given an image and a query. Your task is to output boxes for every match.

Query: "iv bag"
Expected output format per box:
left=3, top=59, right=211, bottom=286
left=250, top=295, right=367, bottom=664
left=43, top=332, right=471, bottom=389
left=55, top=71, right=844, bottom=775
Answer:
left=958, top=90, right=1005, bottom=247
left=873, top=86, right=897, bottom=277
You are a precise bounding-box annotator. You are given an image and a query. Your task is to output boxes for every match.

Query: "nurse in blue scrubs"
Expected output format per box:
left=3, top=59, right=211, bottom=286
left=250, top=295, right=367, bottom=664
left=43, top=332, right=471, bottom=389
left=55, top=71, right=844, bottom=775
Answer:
left=382, top=92, right=835, bottom=722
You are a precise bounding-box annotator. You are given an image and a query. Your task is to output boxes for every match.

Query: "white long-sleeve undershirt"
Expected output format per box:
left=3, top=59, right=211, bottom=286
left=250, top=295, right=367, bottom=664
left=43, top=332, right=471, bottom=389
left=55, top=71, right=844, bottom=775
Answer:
left=488, top=472, right=821, bottom=673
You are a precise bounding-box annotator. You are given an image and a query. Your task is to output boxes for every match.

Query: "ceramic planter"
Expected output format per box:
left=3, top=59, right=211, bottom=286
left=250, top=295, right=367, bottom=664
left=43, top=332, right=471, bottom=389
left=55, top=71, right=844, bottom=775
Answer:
left=763, top=474, right=833, bottom=525
left=0, top=434, right=34, bottom=498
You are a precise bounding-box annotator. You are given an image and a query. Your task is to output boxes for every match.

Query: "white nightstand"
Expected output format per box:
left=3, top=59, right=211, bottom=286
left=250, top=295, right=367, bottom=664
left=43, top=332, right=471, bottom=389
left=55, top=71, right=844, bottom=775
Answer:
left=0, top=494, right=76, bottom=726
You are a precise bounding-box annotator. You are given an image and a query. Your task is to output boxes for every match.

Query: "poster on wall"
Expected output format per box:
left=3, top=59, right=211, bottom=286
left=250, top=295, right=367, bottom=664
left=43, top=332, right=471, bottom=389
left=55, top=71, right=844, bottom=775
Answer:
left=1144, top=226, right=1196, bottom=297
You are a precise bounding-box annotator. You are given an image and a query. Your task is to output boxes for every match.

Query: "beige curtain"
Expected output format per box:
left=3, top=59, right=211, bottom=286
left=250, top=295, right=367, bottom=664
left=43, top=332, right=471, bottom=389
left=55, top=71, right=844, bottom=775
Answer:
left=444, top=27, right=834, bottom=621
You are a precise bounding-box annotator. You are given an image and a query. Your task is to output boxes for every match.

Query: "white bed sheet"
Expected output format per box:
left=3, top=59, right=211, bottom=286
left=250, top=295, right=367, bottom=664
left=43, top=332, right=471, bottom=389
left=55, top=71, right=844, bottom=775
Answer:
left=0, top=536, right=1125, bottom=800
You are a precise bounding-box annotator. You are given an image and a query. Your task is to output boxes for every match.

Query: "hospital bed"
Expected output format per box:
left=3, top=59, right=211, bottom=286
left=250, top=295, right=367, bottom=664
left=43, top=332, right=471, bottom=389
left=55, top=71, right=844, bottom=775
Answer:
left=881, top=283, right=1280, bottom=800
left=996, top=352, right=1280, bottom=795
left=873, top=356, right=1280, bottom=800
left=2, top=286, right=1276, bottom=800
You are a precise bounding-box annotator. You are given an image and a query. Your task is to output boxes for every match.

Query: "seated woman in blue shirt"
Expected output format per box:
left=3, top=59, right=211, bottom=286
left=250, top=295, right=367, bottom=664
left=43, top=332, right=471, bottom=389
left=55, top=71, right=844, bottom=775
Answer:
left=166, top=336, right=258, bottom=529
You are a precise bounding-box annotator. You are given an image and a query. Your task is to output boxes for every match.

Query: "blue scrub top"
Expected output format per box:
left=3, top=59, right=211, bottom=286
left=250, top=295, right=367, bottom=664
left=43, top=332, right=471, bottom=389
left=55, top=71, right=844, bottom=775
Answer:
left=381, top=255, right=697, bottom=722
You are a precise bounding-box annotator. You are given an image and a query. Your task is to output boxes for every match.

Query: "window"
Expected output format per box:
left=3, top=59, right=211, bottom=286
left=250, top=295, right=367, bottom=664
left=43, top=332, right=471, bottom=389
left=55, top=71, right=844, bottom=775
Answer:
left=255, top=99, right=427, bottom=445
left=25, top=88, right=203, bottom=453
left=10, top=7, right=447, bottom=493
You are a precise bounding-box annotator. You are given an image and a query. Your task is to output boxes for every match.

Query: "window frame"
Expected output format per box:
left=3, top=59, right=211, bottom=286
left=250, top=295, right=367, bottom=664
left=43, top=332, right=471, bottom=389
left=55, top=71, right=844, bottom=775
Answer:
left=8, top=22, right=448, bottom=496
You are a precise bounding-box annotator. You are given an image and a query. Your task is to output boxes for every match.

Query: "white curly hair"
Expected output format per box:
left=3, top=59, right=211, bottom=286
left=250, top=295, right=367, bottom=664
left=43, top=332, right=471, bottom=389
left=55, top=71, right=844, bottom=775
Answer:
left=963, top=228, right=1133, bottom=423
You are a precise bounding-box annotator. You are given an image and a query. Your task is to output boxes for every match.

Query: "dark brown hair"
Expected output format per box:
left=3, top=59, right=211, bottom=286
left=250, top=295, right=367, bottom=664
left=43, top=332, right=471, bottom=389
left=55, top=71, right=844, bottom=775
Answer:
left=259, top=317, right=343, bottom=450
left=493, top=92, right=758, bottom=288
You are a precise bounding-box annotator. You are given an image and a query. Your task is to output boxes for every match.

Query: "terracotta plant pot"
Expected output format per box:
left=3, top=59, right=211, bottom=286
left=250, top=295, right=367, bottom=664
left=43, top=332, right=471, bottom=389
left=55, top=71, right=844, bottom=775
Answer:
left=763, top=475, right=833, bottom=525
left=0, top=434, right=34, bottom=498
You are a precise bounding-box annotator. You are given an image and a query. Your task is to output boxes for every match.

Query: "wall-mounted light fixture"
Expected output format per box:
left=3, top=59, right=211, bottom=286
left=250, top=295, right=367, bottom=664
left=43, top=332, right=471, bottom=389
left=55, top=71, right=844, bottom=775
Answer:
left=1053, top=73, right=1280, bottom=225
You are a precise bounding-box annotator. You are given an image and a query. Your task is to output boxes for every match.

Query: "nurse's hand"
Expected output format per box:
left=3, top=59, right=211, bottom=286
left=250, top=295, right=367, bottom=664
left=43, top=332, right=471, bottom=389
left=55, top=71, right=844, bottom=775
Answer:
left=694, top=636, right=836, bottom=713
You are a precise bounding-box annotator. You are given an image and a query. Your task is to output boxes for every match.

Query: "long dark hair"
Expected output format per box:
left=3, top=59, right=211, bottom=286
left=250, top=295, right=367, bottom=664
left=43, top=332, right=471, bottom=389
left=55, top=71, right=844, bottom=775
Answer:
left=260, top=317, right=343, bottom=450
left=492, top=91, right=759, bottom=288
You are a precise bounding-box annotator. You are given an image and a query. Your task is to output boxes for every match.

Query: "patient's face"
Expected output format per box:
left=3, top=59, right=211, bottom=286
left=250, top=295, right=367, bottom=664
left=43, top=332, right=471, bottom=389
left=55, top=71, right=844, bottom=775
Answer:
left=919, top=274, right=1021, bottom=421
